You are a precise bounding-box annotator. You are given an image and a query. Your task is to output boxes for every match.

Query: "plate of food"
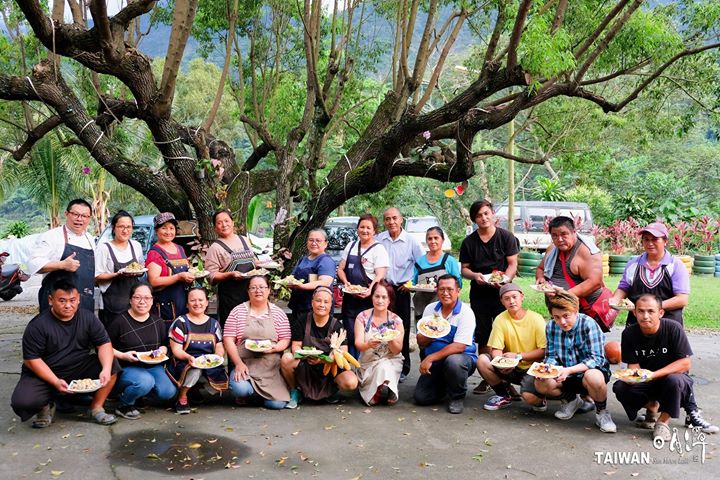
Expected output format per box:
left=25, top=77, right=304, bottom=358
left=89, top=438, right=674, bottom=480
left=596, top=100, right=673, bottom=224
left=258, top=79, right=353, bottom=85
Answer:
left=242, top=268, right=270, bottom=277
left=374, top=329, right=402, bottom=342
left=193, top=354, right=224, bottom=369
left=490, top=356, right=520, bottom=369
left=417, top=315, right=452, bottom=339
left=527, top=362, right=562, bottom=379
left=610, top=298, right=635, bottom=311
left=256, top=261, right=281, bottom=270
left=119, top=261, right=148, bottom=275
left=408, top=283, right=437, bottom=292
left=529, top=282, right=558, bottom=293
left=188, top=267, right=210, bottom=279
left=274, top=275, right=305, bottom=286
left=294, top=346, right=324, bottom=357
left=68, top=378, right=102, bottom=393
left=483, top=270, right=509, bottom=284
left=342, top=284, right=369, bottom=295
left=134, top=349, right=168, bottom=364
left=245, top=339, right=274, bottom=353
left=613, top=368, right=652, bottom=383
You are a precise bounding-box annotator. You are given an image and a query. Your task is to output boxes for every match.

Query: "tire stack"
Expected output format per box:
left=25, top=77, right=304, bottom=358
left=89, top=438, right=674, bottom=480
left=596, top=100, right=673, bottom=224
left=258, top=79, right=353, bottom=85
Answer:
left=692, top=254, right=716, bottom=276
left=602, top=253, right=609, bottom=277
left=678, top=255, right=694, bottom=275
left=608, top=255, right=631, bottom=276
left=517, top=251, right=543, bottom=278
left=716, top=254, right=720, bottom=278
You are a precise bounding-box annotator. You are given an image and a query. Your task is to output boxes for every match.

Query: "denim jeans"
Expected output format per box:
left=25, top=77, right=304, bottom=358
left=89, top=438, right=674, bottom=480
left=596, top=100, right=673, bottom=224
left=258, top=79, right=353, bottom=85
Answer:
left=414, top=353, right=476, bottom=404
left=116, top=364, right=177, bottom=407
left=229, top=369, right=287, bottom=409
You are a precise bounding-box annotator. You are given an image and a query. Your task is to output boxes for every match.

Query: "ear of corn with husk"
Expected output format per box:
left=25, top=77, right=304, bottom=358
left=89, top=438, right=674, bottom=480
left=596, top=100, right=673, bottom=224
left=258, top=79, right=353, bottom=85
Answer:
left=322, top=328, right=360, bottom=375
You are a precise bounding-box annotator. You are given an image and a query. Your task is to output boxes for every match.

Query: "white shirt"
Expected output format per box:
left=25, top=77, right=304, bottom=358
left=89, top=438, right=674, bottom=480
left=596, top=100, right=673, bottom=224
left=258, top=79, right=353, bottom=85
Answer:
left=27, top=226, right=96, bottom=276
left=94, top=239, right=144, bottom=292
left=375, top=229, right=424, bottom=285
left=340, top=241, right=389, bottom=281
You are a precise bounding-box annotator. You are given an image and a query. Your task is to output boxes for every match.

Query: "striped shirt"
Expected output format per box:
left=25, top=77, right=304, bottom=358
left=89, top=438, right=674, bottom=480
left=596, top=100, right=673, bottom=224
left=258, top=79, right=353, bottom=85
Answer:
left=544, top=313, right=608, bottom=373
left=168, top=315, right=222, bottom=345
left=223, top=302, right=291, bottom=343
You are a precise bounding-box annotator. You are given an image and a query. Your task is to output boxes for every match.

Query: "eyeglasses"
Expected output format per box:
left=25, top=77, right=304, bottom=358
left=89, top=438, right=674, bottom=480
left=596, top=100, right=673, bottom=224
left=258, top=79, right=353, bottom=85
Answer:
left=248, top=286, right=269, bottom=292
left=307, top=239, right=325, bottom=244
left=67, top=211, right=91, bottom=220
left=115, top=225, right=133, bottom=230
left=132, top=296, right=153, bottom=302
left=437, top=288, right=456, bottom=293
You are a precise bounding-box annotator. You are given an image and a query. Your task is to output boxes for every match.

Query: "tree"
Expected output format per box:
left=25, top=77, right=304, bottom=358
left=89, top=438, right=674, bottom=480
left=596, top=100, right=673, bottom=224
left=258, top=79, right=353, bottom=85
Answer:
left=1, top=0, right=718, bottom=258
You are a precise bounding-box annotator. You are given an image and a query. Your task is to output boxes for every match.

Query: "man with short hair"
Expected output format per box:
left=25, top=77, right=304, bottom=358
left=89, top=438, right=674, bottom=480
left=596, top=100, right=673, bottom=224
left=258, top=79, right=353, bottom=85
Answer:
left=28, top=199, right=96, bottom=312
left=376, top=207, right=425, bottom=381
left=10, top=280, right=119, bottom=428
left=613, top=294, right=717, bottom=441
left=414, top=274, right=477, bottom=414
left=477, top=283, right=547, bottom=411
left=533, top=290, right=616, bottom=433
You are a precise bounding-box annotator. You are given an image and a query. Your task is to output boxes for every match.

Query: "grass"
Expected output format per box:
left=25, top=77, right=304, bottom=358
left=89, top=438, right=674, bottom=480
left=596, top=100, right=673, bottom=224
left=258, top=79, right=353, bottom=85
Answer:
left=460, top=275, right=720, bottom=331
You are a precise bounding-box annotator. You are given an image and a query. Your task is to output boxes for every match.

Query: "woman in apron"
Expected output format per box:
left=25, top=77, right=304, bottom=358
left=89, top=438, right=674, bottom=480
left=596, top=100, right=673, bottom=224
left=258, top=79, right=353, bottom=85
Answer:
left=353, top=281, right=404, bottom=406
left=287, top=228, right=336, bottom=323
left=223, top=276, right=291, bottom=409
left=95, top=211, right=144, bottom=325
left=205, top=209, right=258, bottom=327
left=280, top=286, right=358, bottom=408
left=412, top=227, right=462, bottom=318
left=336, top=214, right=388, bottom=358
left=167, top=287, right=228, bottom=414
left=611, top=222, right=689, bottom=325
left=146, top=212, right=195, bottom=327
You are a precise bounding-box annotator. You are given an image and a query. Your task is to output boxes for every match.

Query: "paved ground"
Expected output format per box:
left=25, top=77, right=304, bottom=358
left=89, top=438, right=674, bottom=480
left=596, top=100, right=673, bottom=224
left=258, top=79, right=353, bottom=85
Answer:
left=0, top=277, right=717, bottom=479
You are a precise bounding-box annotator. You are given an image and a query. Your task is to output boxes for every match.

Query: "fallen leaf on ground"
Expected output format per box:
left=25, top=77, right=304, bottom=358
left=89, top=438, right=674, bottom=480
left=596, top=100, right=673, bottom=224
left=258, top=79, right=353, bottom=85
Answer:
left=146, top=453, right=161, bottom=460
left=324, top=425, right=336, bottom=430
left=276, top=456, right=288, bottom=466
left=472, top=453, right=484, bottom=463
left=189, top=443, right=202, bottom=449
left=50, top=470, right=64, bottom=477
left=419, top=462, right=435, bottom=467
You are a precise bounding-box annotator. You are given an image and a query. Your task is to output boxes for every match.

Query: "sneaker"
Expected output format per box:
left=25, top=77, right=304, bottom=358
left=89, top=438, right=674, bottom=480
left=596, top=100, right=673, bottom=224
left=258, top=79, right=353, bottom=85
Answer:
left=577, top=399, right=595, bottom=414
left=595, top=409, right=617, bottom=433
left=447, top=399, right=464, bottom=414
left=115, top=404, right=141, bottom=420
left=507, top=384, right=521, bottom=401
left=636, top=411, right=659, bottom=429
left=399, top=373, right=408, bottom=384
left=32, top=403, right=56, bottom=429
left=554, top=395, right=583, bottom=420
left=285, top=389, right=302, bottom=409
left=686, top=410, right=719, bottom=434
left=175, top=399, right=191, bottom=415
left=473, top=380, right=490, bottom=395
left=484, top=395, right=512, bottom=411
left=653, top=422, right=672, bottom=442
left=531, top=399, right=547, bottom=412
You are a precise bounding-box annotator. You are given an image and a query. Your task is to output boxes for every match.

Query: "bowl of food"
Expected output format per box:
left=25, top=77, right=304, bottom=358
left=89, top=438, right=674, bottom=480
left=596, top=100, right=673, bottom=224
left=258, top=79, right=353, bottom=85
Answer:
left=417, top=315, right=451, bottom=338
left=610, top=298, right=635, bottom=311
left=527, top=362, right=562, bottom=379
left=135, top=349, right=168, bottom=364
left=68, top=378, right=102, bottom=393
left=483, top=270, right=509, bottom=284
left=188, top=266, right=210, bottom=279
left=613, top=368, right=652, bottom=383
left=342, top=284, right=369, bottom=295
left=374, top=329, right=402, bottom=342
left=490, top=356, right=520, bottom=369
left=119, top=261, right=148, bottom=275
left=245, top=339, right=274, bottom=353
left=193, top=354, right=224, bottom=369
left=274, top=275, right=305, bottom=286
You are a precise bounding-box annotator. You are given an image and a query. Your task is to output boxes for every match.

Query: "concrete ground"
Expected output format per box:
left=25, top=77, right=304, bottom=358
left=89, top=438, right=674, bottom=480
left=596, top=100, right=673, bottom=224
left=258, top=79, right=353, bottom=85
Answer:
left=0, top=277, right=717, bottom=479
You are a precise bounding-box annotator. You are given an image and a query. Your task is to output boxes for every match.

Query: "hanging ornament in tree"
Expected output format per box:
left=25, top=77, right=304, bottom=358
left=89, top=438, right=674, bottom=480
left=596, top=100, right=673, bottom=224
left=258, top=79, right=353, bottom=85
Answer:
left=444, top=188, right=456, bottom=198
left=444, top=181, right=467, bottom=198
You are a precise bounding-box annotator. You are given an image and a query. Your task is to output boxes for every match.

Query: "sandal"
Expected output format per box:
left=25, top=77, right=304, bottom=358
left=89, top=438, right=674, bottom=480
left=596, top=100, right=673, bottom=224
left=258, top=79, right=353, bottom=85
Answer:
left=89, top=408, right=118, bottom=426
left=32, top=403, right=56, bottom=429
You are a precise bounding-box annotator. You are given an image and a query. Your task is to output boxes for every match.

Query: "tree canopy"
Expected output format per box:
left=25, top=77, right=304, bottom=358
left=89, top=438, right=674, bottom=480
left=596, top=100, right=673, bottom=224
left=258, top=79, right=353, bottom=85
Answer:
left=1, top=0, right=718, bottom=255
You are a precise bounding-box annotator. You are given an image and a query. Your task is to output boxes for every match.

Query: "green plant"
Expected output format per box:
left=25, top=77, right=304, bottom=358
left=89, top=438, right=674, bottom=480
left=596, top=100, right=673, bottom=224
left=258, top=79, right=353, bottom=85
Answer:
left=1, top=220, right=30, bottom=238
left=612, top=192, right=654, bottom=224
left=533, top=177, right=566, bottom=202
left=566, top=185, right=613, bottom=226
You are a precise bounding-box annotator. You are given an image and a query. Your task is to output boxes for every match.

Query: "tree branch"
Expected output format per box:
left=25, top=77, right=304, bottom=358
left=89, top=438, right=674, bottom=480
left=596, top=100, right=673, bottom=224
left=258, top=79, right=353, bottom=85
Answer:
left=551, top=0, right=568, bottom=34
left=574, top=0, right=630, bottom=60
left=89, top=0, right=119, bottom=63
left=241, top=142, right=275, bottom=171
left=481, top=2, right=506, bottom=79
left=507, top=0, right=532, bottom=70
left=10, top=114, right=63, bottom=161
left=473, top=149, right=548, bottom=165
left=158, top=0, right=198, bottom=117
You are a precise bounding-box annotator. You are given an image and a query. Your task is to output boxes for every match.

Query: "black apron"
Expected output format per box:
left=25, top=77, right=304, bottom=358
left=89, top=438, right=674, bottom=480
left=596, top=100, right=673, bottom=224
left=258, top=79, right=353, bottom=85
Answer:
left=149, top=244, right=190, bottom=325
left=101, top=242, right=140, bottom=316
left=295, top=314, right=339, bottom=401
left=38, top=227, right=95, bottom=312
left=412, top=253, right=449, bottom=316
left=341, top=241, right=379, bottom=354
left=214, top=237, right=255, bottom=326
left=625, top=263, right=683, bottom=325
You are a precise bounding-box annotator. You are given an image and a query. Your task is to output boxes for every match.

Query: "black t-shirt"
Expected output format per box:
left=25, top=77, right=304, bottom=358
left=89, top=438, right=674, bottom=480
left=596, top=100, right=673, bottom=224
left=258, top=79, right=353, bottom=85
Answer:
left=105, top=312, right=167, bottom=367
left=621, top=319, right=693, bottom=371
left=22, top=308, right=111, bottom=378
left=291, top=314, right=346, bottom=349
left=459, top=227, right=519, bottom=303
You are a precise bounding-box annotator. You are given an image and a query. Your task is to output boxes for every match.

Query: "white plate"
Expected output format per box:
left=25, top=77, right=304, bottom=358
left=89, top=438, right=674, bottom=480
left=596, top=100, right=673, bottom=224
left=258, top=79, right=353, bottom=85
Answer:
left=374, top=329, right=402, bottom=342
left=482, top=273, right=510, bottom=284
left=341, top=285, right=369, bottom=295
left=490, top=356, right=520, bottom=369
left=118, top=267, right=148, bottom=275
left=134, top=350, right=169, bottom=364
left=273, top=276, right=305, bottom=286
left=296, top=348, right=324, bottom=356
left=67, top=379, right=101, bottom=393
left=526, top=362, right=562, bottom=379
left=417, top=316, right=451, bottom=339
left=613, top=368, right=652, bottom=383
left=242, top=268, right=270, bottom=277
left=610, top=301, right=634, bottom=311
left=408, top=284, right=436, bottom=292
left=193, top=354, right=224, bottom=369
left=529, top=283, right=557, bottom=293
left=245, top=339, right=274, bottom=353
left=257, top=261, right=280, bottom=270
left=190, top=270, right=210, bottom=279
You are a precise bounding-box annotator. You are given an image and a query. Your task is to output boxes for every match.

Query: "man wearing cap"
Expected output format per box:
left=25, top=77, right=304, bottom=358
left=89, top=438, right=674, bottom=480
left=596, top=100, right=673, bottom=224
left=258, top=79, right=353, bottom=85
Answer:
left=146, top=212, right=195, bottom=322
left=611, top=222, right=689, bottom=326
left=28, top=199, right=97, bottom=312
left=376, top=207, right=425, bottom=381
left=477, top=283, right=547, bottom=411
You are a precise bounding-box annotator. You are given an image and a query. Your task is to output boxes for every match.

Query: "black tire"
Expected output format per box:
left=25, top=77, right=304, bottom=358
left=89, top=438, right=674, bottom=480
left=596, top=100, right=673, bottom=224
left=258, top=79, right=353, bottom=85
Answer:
left=609, top=255, right=632, bottom=262
left=519, top=251, right=544, bottom=260
left=694, top=255, right=716, bottom=263
left=692, top=266, right=715, bottom=274
left=609, top=267, right=626, bottom=275
left=517, top=265, right=538, bottom=274
left=693, top=259, right=715, bottom=268
left=517, top=259, right=542, bottom=268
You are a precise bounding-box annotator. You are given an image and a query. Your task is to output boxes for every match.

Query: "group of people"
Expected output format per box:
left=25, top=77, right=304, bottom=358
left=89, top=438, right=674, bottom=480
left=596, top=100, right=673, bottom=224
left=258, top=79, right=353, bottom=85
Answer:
left=9, top=199, right=716, bottom=444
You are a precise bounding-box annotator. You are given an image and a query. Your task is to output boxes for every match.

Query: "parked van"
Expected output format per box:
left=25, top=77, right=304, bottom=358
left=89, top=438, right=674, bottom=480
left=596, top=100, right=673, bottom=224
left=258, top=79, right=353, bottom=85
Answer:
left=492, top=201, right=594, bottom=250
left=406, top=216, right=452, bottom=252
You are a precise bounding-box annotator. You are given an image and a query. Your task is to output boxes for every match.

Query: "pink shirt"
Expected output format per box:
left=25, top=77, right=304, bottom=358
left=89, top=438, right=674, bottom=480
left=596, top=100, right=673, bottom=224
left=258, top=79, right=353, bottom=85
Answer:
left=223, top=302, right=291, bottom=343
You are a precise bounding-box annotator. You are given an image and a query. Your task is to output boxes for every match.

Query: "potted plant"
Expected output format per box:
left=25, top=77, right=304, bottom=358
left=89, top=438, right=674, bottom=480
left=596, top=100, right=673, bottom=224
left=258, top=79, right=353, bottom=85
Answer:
left=689, top=216, right=719, bottom=275
left=669, top=221, right=694, bottom=275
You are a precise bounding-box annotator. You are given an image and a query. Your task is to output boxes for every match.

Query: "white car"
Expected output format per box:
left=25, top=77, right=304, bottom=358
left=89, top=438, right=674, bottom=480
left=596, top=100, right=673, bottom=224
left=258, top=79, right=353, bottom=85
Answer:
left=406, top=216, right=452, bottom=252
